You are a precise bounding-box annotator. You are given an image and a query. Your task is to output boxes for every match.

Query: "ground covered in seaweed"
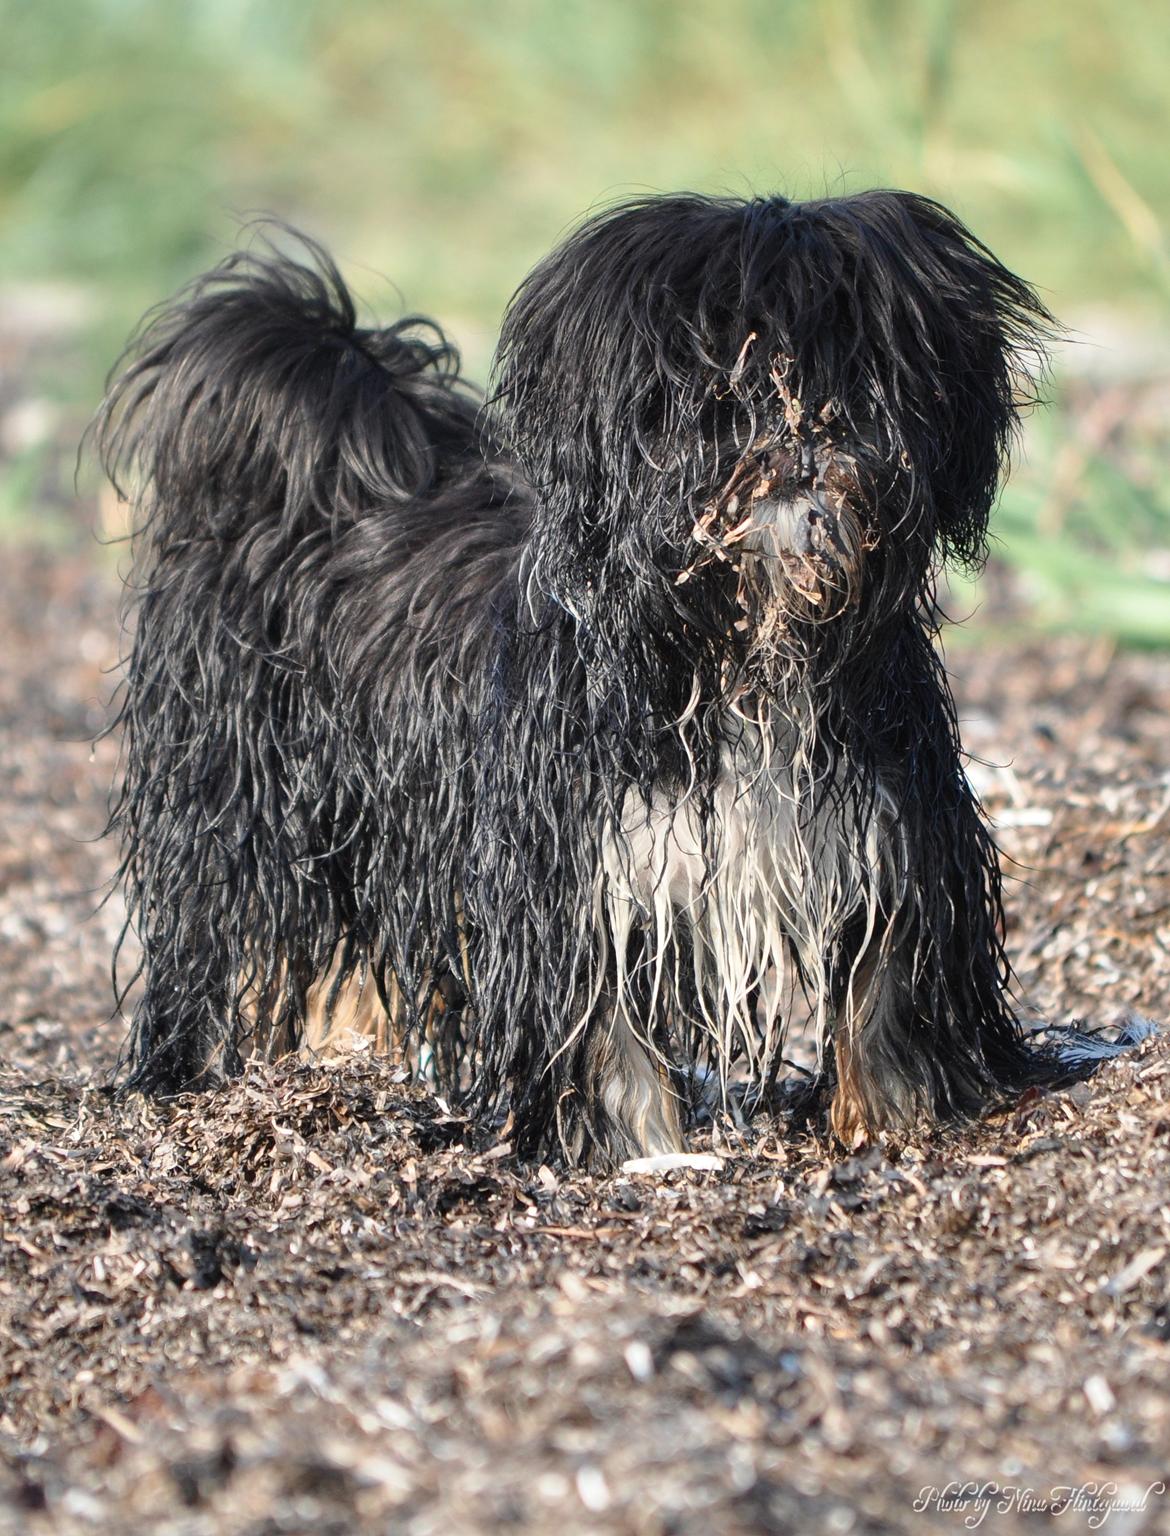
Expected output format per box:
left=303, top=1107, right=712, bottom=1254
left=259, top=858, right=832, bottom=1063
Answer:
left=2, top=548, right=1169, bottom=1535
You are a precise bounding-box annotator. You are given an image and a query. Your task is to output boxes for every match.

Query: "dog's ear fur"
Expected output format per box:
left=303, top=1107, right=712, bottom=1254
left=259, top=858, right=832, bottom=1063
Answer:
left=847, top=189, right=1055, bottom=571
left=494, top=190, right=1053, bottom=600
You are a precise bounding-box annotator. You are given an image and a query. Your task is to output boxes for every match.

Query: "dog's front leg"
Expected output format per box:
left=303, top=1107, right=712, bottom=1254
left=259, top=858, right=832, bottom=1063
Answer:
left=821, top=735, right=1037, bottom=1145
left=586, top=1006, right=686, bottom=1164
left=827, top=933, right=914, bottom=1147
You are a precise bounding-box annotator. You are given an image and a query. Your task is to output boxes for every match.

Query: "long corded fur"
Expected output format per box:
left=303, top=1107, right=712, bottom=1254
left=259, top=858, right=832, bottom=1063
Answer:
left=98, top=196, right=1082, bottom=1164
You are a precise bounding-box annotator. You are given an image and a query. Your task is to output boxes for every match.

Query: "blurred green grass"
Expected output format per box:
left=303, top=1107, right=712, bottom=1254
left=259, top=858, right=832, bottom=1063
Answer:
left=950, top=393, right=1170, bottom=646
left=2, top=0, right=1169, bottom=637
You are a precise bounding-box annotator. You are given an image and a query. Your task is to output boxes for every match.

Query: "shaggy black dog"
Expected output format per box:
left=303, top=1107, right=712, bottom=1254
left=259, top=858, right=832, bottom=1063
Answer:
left=98, top=190, right=1089, bottom=1165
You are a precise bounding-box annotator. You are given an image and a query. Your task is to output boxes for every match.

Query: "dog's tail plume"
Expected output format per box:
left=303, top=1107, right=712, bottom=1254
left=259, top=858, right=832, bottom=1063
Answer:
left=97, top=225, right=484, bottom=544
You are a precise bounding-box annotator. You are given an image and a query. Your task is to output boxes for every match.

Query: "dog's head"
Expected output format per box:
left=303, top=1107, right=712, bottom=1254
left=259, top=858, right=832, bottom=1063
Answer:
left=495, top=191, right=1051, bottom=685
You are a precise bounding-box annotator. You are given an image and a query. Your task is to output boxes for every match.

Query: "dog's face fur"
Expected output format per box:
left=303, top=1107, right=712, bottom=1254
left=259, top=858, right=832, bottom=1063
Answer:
left=496, top=192, right=1048, bottom=693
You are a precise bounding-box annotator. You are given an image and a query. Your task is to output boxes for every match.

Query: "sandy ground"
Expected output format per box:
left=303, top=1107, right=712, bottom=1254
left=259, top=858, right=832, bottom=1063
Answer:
left=1, top=547, right=1169, bottom=1535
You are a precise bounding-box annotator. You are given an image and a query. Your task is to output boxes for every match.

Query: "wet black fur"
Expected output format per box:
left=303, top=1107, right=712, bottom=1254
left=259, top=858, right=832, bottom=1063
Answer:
left=98, top=191, right=1070, bottom=1162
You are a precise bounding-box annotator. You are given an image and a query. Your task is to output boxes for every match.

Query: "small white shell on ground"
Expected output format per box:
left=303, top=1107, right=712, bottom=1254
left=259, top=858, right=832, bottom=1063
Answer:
left=620, top=1152, right=726, bottom=1174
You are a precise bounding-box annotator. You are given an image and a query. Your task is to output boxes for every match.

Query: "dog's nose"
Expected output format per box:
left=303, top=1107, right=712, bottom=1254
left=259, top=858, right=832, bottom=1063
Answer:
left=801, top=481, right=850, bottom=560
left=789, top=504, right=818, bottom=556
left=746, top=493, right=837, bottom=559
left=791, top=487, right=836, bottom=556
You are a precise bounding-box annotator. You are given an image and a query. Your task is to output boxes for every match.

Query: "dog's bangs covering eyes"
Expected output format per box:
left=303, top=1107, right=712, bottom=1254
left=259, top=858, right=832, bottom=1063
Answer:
left=95, top=190, right=1124, bottom=1166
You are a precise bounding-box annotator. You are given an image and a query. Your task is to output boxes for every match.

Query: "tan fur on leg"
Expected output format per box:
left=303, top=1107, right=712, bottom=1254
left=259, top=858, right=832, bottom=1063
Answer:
left=828, top=1016, right=872, bottom=1149
left=829, top=951, right=881, bottom=1149
left=301, top=964, right=388, bottom=1057
left=238, top=952, right=395, bottom=1061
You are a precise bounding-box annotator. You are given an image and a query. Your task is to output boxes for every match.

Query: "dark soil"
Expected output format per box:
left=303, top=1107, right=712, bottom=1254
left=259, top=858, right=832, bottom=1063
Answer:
left=2, top=548, right=1169, bottom=1535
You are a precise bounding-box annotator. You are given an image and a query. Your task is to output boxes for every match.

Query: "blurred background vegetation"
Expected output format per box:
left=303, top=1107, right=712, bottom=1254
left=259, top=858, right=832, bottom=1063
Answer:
left=2, top=0, right=1168, bottom=640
